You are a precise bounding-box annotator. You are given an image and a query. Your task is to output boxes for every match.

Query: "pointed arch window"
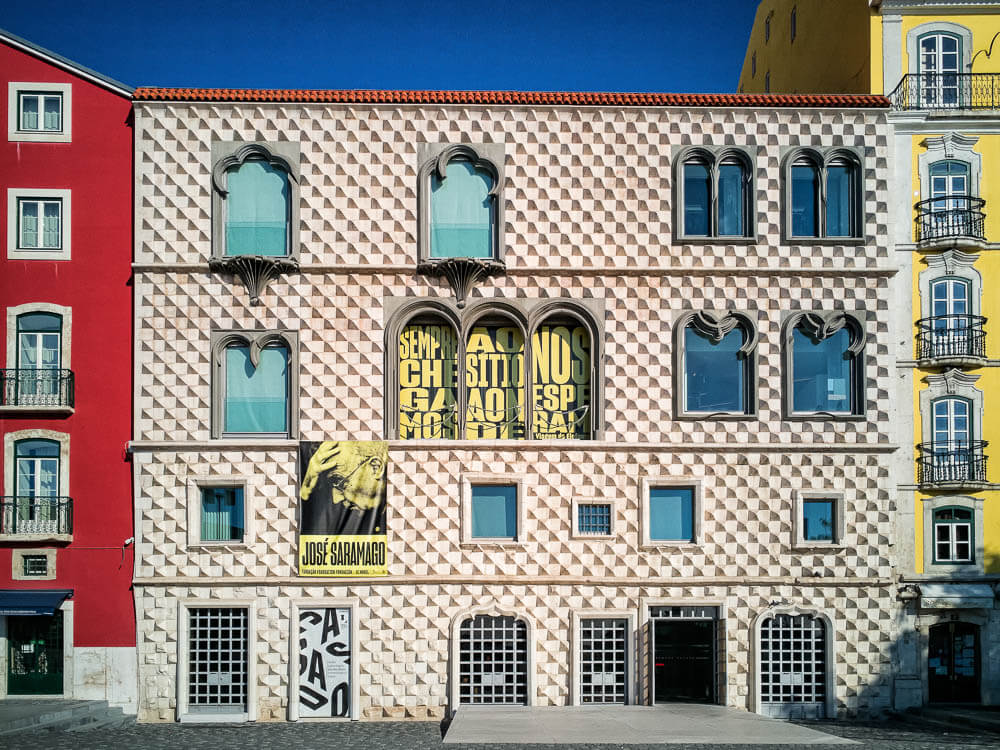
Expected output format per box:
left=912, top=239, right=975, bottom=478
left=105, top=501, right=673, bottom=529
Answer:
left=675, top=148, right=754, bottom=240
left=674, top=311, right=758, bottom=417
left=785, top=149, right=862, bottom=240
left=783, top=311, right=866, bottom=418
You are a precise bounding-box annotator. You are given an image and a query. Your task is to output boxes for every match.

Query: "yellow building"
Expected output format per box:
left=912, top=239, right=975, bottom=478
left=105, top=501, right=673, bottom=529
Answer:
left=741, top=0, right=1000, bottom=710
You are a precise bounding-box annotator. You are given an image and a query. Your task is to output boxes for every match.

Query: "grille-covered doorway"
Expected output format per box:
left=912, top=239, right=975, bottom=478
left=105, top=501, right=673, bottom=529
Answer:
left=458, top=614, right=528, bottom=704
left=580, top=617, right=627, bottom=703
left=188, top=607, right=249, bottom=714
left=758, top=613, right=828, bottom=719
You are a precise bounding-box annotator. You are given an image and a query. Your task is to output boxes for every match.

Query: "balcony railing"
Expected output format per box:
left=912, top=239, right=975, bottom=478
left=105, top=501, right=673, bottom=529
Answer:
left=917, top=441, right=988, bottom=486
left=0, top=369, right=74, bottom=408
left=889, top=73, right=1000, bottom=110
left=0, top=497, right=73, bottom=536
left=916, top=314, right=987, bottom=362
left=914, top=196, right=986, bottom=243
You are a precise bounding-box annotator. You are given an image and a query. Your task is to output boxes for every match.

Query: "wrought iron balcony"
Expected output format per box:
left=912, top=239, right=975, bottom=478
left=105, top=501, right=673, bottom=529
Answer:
left=914, top=196, right=985, bottom=243
left=916, top=314, right=987, bottom=364
left=0, top=497, right=73, bottom=536
left=0, top=369, right=74, bottom=408
left=917, top=441, right=988, bottom=488
left=889, top=73, right=1000, bottom=111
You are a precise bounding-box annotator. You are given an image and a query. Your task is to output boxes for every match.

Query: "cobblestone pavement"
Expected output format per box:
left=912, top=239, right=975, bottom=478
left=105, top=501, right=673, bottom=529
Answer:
left=1, top=718, right=998, bottom=750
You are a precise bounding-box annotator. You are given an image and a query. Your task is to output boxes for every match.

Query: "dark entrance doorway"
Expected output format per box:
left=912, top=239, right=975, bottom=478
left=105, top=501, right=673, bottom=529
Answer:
left=8, top=612, right=63, bottom=695
left=651, top=615, right=716, bottom=704
left=929, top=621, right=980, bottom=703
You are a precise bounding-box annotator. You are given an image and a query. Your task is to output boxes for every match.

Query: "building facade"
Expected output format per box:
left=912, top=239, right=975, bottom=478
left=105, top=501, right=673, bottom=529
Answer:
left=0, top=30, right=136, bottom=708
left=129, top=88, right=898, bottom=722
left=738, top=0, right=1000, bottom=712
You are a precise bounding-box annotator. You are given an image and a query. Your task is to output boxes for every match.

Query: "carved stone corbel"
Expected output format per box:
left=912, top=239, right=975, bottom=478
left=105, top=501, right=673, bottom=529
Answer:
left=417, top=257, right=505, bottom=308
left=209, top=255, right=299, bottom=306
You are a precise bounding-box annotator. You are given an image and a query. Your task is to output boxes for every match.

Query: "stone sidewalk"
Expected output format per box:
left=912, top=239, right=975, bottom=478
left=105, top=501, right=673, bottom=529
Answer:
left=1, top=717, right=998, bottom=750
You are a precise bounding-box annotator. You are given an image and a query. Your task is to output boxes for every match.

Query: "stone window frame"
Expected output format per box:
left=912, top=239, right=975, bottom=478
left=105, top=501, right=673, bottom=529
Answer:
left=460, top=472, right=527, bottom=547
left=918, top=370, right=983, bottom=448
left=6, top=302, right=72, bottom=371
left=792, top=490, right=846, bottom=551
left=11, top=548, right=57, bottom=581
left=3, top=429, right=71, bottom=542
left=672, top=310, right=760, bottom=420
left=417, top=142, right=505, bottom=265
left=917, top=134, right=981, bottom=204
left=7, top=82, right=72, bottom=143
left=6, top=188, right=72, bottom=261
left=917, top=249, right=982, bottom=321
left=210, top=141, right=301, bottom=262
left=921, top=495, right=984, bottom=575
left=639, top=477, right=703, bottom=549
left=906, top=21, right=973, bottom=76
left=672, top=146, right=758, bottom=243
left=570, top=497, right=618, bottom=540
left=185, top=474, right=255, bottom=549
left=780, top=146, right=865, bottom=244
left=569, top=608, right=637, bottom=706
left=781, top=310, right=868, bottom=421
left=383, top=296, right=605, bottom=440
left=209, top=329, right=299, bottom=439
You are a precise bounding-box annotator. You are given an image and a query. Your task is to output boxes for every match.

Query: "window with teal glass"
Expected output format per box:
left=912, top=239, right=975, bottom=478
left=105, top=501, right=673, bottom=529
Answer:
left=791, top=161, right=819, bottom=237
left=678, top=150, right=752, bottom=239
left=430, top=159, right=495, bottom=259
left=471, top=484, right=517, bottom=540
left=223, top=345, right=289, bottom=434
left=683, top=161, right=711, bottom=236
left=802, top=498, right=835, bottom=542
left=787, top=150, right=861, bottom=240
left=225, top=160, right=290, bottom=256
left=648, top=487, right=694, bottom=542
left=791, top=327, right=852, bottom=413
left=200, top=487, right=245, bottom=542
left=683, top=325, right=747, bottom=414
left=825, top=162, right=854, bottom=237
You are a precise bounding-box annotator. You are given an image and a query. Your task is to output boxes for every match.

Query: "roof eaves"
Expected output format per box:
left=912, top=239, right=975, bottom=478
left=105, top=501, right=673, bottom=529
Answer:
left=0, top=27, right=133, bottom=97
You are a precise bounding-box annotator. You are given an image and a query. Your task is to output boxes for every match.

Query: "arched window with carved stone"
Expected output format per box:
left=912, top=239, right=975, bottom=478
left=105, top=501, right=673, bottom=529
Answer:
left=783, top=311, right=866, bottom=418
left=674, top=311, right=758, bottom=418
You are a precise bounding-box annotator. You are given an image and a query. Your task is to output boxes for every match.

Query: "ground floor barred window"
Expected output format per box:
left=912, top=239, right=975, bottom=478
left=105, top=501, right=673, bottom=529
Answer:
left=458, top=614, right=528, bottom=704
left=580, top=617, right=627, bottom=704
left=188, top=607, right=249, bottom=714
left=758, top=613, right=827, bottom=719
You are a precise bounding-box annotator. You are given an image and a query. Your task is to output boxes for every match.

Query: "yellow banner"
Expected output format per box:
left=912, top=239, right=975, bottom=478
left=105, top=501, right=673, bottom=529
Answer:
left=399, top=324, right=457, bottom=439
left=465, top=324, right=525, bottom=439
left=299, top=535, right=388, bottom=577
left=531, top=324, right=590, bottom=439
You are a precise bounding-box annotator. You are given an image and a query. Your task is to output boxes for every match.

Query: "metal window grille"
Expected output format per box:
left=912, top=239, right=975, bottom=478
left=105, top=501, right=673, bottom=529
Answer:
left=21, top=554, right=48, bottom=577
left=580, top=618, right=627, bottom=703
left=649, top=606, right=718, bottom=620
left=577, top=504, right=611, bottom=535
left=759, top=614, right=827, bottom=719
left=458, top=615, right=528, bottom=705
left=188, top=608, right=249, bottom=713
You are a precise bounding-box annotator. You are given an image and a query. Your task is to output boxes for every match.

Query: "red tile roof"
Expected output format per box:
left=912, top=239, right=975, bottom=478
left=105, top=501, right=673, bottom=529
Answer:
left=132, top=88, right=889, bottom=108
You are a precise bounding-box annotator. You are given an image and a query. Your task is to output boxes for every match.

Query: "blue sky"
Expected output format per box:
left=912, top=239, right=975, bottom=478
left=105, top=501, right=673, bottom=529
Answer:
left=3, top=0, right=758, bottom=92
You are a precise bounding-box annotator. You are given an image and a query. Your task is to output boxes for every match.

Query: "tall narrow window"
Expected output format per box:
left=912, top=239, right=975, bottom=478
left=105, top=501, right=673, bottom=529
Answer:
left=223, top=344, right=290, bottom=435
left=785, top=313, right=865, bottom=417
left=825, top=159, right=855, bottom=237
left=225, top=161, right=290, bottom=256
left=16, top=312, right=62, bottom=403
left=718, top=159, right=747, bottom=236
left=14, top=439, right=61, bottom=534
left=398, top=321, right=458, bottom=439
left=678, top=150, right=752, bottom=240
left=931, top=397, right=973, bottom=482
left=919, top=32, right=962, bottom=107
left=465, top=322, right=524, bottom=439
left=683, top=160, right=711, bottom=236
left=531, top=320, right=591, bottom=438
left=431, top=160, right=495, bottom=259
left=933, top=507, right=973, bottom=563
left=791, top=159, right=820, bottom=238
left=790, top=7, right=797, bottom=41
left=930, top=278, right=972, bottom=358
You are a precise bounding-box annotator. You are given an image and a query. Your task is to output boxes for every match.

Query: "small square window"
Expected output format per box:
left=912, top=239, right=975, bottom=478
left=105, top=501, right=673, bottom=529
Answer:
left=577, top=503, right=611, bottom=535
left=22, top=554, right=48, bottom=577
left=200, top=487, right=245, bottom=542
left=802, top=498, right=835, bottom=542
left=19, top=92, right=62, bottom=133
left=9, top=83, right=72, bottom=143
left=649, top=487, right=694, bottom=542
left=471, top=484, right=517, bottom=540
left=17, top=198, right=62, bottom=250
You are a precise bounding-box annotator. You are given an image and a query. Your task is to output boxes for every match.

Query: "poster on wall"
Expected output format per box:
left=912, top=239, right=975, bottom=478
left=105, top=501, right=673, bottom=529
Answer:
left=298, top=608, right=351, bottom=717
left=465, top=324, right=525, bottom=439
left=531, top=323, right=590, bottom=439
left=298, top=441, right=388, bottom=576
left=399, top=323, right=458, bottom=439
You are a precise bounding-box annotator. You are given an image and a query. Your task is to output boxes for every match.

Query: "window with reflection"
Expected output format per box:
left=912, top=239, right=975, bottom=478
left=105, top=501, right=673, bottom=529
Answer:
left=787, top=314, right=864, bottom=416
left=683, top=324, right=748, bottom=414
left=679, top=150, right=752, bottom=239
left=787, top=150, right=861, bottom=239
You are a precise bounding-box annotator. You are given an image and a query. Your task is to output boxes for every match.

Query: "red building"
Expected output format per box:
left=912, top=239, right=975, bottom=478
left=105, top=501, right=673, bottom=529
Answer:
left=0, top=29, right=135, bottom=709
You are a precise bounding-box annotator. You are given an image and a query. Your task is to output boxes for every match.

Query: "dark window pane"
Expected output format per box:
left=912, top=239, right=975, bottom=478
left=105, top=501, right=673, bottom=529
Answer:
left=791, top=164, right=819, bottom=237
left=683, top=162, right=711, bottom=236
left=684, top=326, right=745, bottom=413
left=718, top=163, right=746, bottom=236
left=792, top=327, right=852, bottom=413
left=826, top=164, right=853, bottom=237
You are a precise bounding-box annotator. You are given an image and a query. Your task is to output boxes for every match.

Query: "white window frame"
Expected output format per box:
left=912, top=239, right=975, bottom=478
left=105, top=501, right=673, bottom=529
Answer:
left=570, top=498, right=617, bottom=540
left=570, top=609, right=636, bottom=706
left=7, top=82, right=72, bottom=143
left=186, top=475, right=254, bottom=549
left=920, top=495, right=984, bottom=576
left=2, top=429, right=70, bottom=542
left=288, top=598, right=360, bottom=721
left=918, top=135, right=981, bottom=205
left=792, top=491, right=845, bottom=550
left=7, top=189, right=72, bottom=260
left=460, top=473, right=526, bottom=546
left=640, top=477, right=703, bottom=549
left=177, top=599, right=258, bottom=723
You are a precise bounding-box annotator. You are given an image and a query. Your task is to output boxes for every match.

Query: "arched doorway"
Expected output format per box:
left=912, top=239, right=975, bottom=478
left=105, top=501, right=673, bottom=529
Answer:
left=457, top=614, right=528, bottom=705
left=928, top=621, right=980, bottom=703
left=758, top=613, right=829, bottom=719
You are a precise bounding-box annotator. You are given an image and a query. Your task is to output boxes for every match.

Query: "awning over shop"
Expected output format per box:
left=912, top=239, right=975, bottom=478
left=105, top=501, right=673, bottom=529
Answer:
left=920, top=583, right=995, bottom=610
left=0, top=589, right=72, bottom=616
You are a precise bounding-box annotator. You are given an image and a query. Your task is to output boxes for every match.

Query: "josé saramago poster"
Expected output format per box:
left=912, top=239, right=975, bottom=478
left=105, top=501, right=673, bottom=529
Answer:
left=298, top=441, right=388, bottom=576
